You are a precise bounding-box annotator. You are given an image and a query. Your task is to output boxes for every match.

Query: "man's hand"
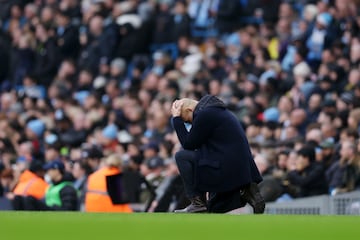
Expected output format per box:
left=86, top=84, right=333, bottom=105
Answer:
left=171, top=100, right=183, bottom=117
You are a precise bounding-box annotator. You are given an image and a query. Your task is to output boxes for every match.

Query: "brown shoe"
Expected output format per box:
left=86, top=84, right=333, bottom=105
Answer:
left=174, top=196, right=207, bottom=213
left=240, top=183, right=265, bottom=214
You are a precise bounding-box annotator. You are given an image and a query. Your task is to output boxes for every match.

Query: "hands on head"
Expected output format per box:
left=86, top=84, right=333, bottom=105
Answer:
left=171, top=99, right=184, bottom=118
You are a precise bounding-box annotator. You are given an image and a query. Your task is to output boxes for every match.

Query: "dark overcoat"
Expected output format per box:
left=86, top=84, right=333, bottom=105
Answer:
left=172, top=95, right=262, bottom=193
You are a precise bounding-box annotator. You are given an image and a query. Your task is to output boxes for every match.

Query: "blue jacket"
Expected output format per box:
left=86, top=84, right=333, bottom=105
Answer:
left=172, top=95, right=262, bottom=192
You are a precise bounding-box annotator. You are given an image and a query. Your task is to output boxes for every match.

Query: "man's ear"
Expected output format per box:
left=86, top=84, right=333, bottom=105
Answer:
left=186, top=107, right=193, bottom=112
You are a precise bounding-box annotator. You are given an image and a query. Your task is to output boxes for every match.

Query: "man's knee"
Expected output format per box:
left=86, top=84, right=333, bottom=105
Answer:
left=175, top=150, right=184, bottom=163
left=175, top=150, right=195, bottom=165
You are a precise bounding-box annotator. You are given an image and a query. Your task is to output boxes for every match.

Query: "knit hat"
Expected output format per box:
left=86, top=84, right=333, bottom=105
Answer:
left=45, top=133, right=58, bottom=145
left=145, top=156, right=165, bottom=169
left=293, top=62, right=311, bottom=78
left=141, top=142, right=160, bottom=152
left=102, top=124, right=118, bottom=140
left=263, top=107, right=280, bottom=122
left=340, top=92, right=354, bottom=105
left=111, top=58, right=126, bottom=71
left=319, top=137, right=335, bottom=149
left=27, top=119, right=45, bottom=137
left=316, top=12, right=332, bottom=27
left=43, top=159, right=65, bottom=173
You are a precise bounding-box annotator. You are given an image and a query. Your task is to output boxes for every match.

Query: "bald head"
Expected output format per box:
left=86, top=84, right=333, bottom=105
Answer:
left=179, top=98, right=198, bottom=123
left=180, top=98, right=198, bottom=110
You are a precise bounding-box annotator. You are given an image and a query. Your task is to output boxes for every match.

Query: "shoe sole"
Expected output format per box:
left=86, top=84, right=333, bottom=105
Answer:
left=174, top=207, right=208, bottom=213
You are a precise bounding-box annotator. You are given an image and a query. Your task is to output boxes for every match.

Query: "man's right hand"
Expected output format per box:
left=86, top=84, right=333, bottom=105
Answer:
left=171, top=100, right=183, bottom=118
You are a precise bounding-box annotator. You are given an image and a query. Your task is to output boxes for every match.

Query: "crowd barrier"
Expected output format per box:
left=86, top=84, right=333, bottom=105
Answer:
left=1, top=191, right=360, bottom=214
left=264, top=191, right=360, bottom=215
left=0, top=197, right=13, bottom=210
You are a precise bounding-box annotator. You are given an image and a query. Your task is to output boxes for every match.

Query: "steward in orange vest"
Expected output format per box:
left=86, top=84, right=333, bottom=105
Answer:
left=85, top=154, right=133, bottom=213
left=13, top=161, right=48, bottom=200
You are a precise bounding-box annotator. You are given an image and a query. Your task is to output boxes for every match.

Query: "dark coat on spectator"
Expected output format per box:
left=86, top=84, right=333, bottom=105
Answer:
left=172, top=95, right=262, bottom=193
left=78, top=27, right=115, bottom=75
left=287, top=162, right=328, bottom=197
left=0, top=31, right=10, bottom=83
left=172, top=13, right=191, bottom=40
left=56, top=24, right=80, bottom=60
left=216, top=0, right=242, bottom=34
left=152, top=10, right=174, bottom=44
left=31, top=37, right=60, bottom=87
left=116, top=22, right=150, bottom=62
left=9, top=47, right=35, bottom=86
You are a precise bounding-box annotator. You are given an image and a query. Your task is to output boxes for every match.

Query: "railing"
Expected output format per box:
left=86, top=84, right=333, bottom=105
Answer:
left=264, top=191, right=360, bottom=215
left=2, top=191, right=360, bottom=214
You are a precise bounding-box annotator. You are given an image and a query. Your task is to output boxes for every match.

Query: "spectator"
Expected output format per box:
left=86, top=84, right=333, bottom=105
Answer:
left=306, top=12, right=334, bottom=72
left=55, top=9, right=80, bottom=60
left=0, top=168, right=14, bottom=197
left=172, top=0, right=191, bottom=41
left=9, top=160, right=48, bottom=210
left=139, top=155, right=165, bottom=205
left=72, top=159, right=92, bottom=210
left=285, top=146, right=328, bottom=198
left=80, top=144, right=104, bottom=173
left=109, top=58, right=128, bottom=88
left=2, top=3, right=26, bottom=33
left=31, top=22, right=60, bottom=87
left=319, top=137, right=337, bottom=170
left=78, top=14, right=112, bottom=75
left=147, top=159, right=188, bottom=212
left=9, top=34, right=35, bottom=87
left=326, top=140, right=359, bottom=195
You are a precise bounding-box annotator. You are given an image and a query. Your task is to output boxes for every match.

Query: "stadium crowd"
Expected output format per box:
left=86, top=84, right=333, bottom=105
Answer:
left=0, top=0, right=360, bottom=212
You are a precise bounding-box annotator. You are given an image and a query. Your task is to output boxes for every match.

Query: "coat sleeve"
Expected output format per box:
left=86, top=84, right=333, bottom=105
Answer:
left=172, top=109, right=216, bottom=150
left=287, top=165, right=324, bottom=188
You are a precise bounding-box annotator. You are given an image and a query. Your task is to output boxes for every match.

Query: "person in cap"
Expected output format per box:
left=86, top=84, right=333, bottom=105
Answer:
left=100, top=123, right=119, bottom=154
left=110, top=58, right=127, bottom=87
left=337, top=92, right=354, bottom=111
left=147, top=159, right=189, bottom=212
left=81, top=144, right=104, bottom=173
left=171, top=95, right=264, bottom=213
left=139, top=156, right=165, bottom=205
left=25, top=119, right=46, bottom=157
left=21, top=159, right=78, bottom=211
left=44, top=134, right=62, bottom=163
left=141, top=141, right=160, bottom=162
left=85, top=154, right=133, bottom=213
left=319, top=137, right=337, bottom=171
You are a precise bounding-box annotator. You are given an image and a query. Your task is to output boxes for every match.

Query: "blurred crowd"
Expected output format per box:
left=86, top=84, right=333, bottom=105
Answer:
left=0, top=0, right=360, bottom=212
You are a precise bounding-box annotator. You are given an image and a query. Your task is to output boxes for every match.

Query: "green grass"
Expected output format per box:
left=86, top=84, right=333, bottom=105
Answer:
left=0, top=212, right=359, bottom=240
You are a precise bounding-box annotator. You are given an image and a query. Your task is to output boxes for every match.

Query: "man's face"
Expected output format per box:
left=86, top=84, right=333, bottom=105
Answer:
left=46, top=168, right=59, bottom=181
left=296, top=155, right=309, bottom=171
left=180, top=103, right=194, bottom=123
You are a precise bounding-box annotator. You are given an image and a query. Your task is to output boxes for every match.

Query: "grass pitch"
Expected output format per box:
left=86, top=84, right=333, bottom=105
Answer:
left=0, top=212, right=359, bottom=240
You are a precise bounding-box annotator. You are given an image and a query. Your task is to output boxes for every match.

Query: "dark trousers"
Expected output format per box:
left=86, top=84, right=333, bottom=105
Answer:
left=175, top=149, right=204, bottom=198
left=175, top=149, right=247, bottom=213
